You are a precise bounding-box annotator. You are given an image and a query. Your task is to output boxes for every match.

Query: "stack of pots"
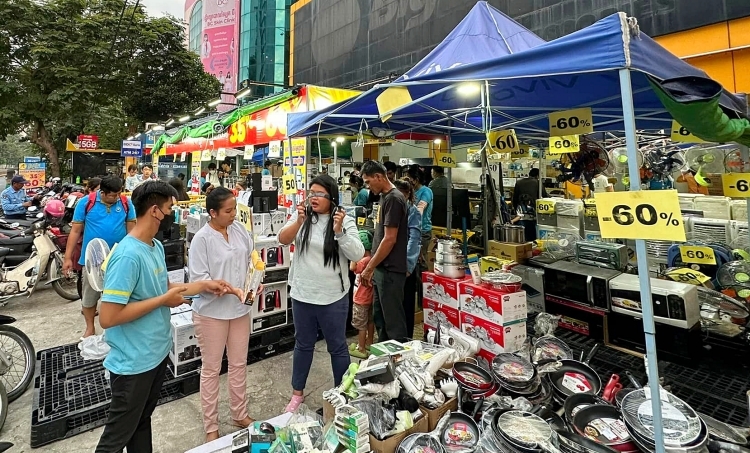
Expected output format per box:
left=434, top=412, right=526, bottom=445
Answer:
left=434, top=239, right=466, bottom=279
left=491, top=354, right=551, bottom=406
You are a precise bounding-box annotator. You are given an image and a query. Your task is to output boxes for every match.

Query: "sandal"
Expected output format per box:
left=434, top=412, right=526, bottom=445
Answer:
left=232, top=417, right=256, bottom=429
left=285, top=394, right=305, bottom=413
left=350, top=348, right=367, bottom=359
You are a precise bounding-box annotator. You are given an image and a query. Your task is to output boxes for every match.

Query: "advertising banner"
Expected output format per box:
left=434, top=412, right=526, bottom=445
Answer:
left=18, top=162, right=46, bottom=189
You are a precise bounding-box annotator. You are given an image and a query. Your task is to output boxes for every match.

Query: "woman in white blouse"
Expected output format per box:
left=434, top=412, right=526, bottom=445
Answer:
left=189, top=187, right=254, bottom=443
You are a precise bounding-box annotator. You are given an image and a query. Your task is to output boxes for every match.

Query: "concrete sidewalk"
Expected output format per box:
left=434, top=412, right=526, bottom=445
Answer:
left=1, top=287, right=334, bottom=452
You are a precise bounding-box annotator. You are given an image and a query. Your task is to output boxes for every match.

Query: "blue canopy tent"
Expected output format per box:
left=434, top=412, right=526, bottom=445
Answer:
left=288, top=12, right=750, bottom=449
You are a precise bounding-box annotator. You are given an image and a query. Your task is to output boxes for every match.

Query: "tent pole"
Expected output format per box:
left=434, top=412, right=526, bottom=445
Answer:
left=741, top=146, right=750, bottom=227
left=618, top=69, right=666, bottom=453
left=447, top=130, right=453, bottom=235
left=481, top=82, right=490, bottom=254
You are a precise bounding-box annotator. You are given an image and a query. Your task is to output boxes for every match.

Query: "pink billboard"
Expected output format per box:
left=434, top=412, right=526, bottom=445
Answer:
left=186, top=0, right=240, bottom=112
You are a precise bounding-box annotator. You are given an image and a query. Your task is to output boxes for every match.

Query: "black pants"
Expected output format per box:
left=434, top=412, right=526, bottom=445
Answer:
left=403, top=271, right=419, bottom=339
left=95, top=357, right=168, bottom=453
left=372, top=267, right=408, bottom=342
left=3, top=213, right=26, bottom=220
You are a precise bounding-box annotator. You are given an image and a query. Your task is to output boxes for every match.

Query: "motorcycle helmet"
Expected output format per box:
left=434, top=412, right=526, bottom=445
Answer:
left=44, top=199, right=65, bottom=224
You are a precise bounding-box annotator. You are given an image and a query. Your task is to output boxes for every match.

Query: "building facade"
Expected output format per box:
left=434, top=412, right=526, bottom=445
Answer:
left=289, top=0, right=750, bottom=93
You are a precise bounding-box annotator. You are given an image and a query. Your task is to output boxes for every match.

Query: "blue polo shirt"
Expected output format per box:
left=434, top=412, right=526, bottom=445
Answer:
left=101, top=236, right=171, bottom=375
left=72, top=192, right=136, bottom=266
left=0, top=186, right=30, bottom=216
left=415, top=185, right=433, bottom=233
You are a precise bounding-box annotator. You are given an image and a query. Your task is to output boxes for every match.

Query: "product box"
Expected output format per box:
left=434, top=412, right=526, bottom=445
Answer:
left=458, top=282, right=527, bottom=324
left=423, top=299, right=460, bottom=331
left=487, top=241, right=533, bottom=263
left=252, top=211, right=287, bottom=237
left=460, top=312, right=527, bottom=355
left=425, top=252, right=436, bottom=273
left=250, top=309, right=288, bottom=335
left=169, top=311, right=201, bottom=377
left=255, top=236, right=291, bottom=270
left=368, top=409, right=429, bottom=453
left=421, top=398, right=458, bottom=432
left=185, top=213, right=201, bottom=234
left=422, top=272, right=465, bottom=309
left=167, top=268, right=186, bottom=284
left=251, top=281, right=288, bottom=320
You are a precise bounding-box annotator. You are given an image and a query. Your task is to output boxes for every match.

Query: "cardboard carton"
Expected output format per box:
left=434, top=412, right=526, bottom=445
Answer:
left=458, top=282, right=527, bottom=324
left=460, top=312, right=527, bottom=355
left=487, top=241, right=533, bottom=263
left=422, top=272, right=467, bottom=309
left=423, top=299, right=460, bottom=331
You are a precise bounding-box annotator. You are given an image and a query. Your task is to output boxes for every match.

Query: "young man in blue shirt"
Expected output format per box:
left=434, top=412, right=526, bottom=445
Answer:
left=95, top=180, right=233, bottom=453
left=0, top=175, right=32, bottom=219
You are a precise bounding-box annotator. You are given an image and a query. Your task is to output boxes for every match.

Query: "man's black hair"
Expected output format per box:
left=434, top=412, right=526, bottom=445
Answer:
left=361, top=160, right=387, bottom=177
left=142, top=164, right=153, bottom=170
left=208, top=162, right=217, bottom=170
left=529, top=168, right=540, bottom=178
left=131, top=180, right=178, bottom=217
left=383, top=161, right=398, bottom=173
left=264, top=161, right=272, bottom=168
left=177, top=173, right=185, bottom=180
left=433, top=166, right=445, bottom=176
left=100, top=175, right=122, bottom=194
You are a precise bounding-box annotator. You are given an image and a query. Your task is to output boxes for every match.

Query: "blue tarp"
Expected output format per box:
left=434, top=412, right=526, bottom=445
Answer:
left=397, top=1, right=544, bottom=82
left=288, top=12, right=747, bottom=145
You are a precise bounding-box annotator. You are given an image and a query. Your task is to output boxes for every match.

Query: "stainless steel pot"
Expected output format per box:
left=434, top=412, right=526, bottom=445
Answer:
left=434, top=262, right=467, bottom=279
left=500, top=225, right=526, bottom=244
left=436, top=239, right=461, bottom=254
left=436, top=250, right=465, bottom=265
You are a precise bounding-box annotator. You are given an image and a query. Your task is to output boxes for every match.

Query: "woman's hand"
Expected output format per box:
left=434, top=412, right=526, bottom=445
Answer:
left=296, top=203, right=306, bottom=225
left=333, top=207, right=345, bottom=234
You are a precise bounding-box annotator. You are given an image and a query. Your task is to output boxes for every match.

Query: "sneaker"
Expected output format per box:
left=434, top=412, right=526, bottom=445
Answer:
left=285, top=394, right=305, bottom=413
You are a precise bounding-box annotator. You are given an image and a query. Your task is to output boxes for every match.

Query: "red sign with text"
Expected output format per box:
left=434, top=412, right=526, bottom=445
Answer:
left=77, top=135, right=99, bottom=150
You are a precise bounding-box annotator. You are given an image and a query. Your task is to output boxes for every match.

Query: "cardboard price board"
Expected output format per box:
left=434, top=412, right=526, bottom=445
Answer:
left=679, top=245, right=717, bottom=265
left=594, top=190, right=686, bottom=242
left=548, top=135, right=580, bottom=154
left=670, top=120, right=705, bottom=143
left=549, top=107, right=594, bottom=136
left=435, top=152, right=457, bottom=168
left=281, top=174, right=297, bottom=195
left=237, top=204, right=253, bottom=232
left=722, top=173, right=750, bottom=197
left=487, top=129, right=520, bottom=153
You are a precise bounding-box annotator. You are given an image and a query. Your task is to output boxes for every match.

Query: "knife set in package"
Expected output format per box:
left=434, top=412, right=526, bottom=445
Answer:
left=243, top=250, right=266, bottom=306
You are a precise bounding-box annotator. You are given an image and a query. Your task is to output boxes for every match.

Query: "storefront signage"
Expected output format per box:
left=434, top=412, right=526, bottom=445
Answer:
left=120, top=140, right=142, bottom=157
left=721, top=173, right=750, bottom=197
left=487, top=129, right=519, bottom=154
left=547, top=135, right=580, bottom=154
left=670, top=120, right=705, bottom=143
left=78, top=135, right=99, bottom=150
left=594, top=190, right=686, bottom=242
left=18, top=162, right=46, bottom=188
left=548, top=107, right=593, bottom=136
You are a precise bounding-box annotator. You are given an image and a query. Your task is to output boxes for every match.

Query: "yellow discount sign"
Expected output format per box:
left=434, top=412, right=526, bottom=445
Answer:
left=536, top=199, right=556, bottom=214
left=594, top=190, right=686, bottom=242
left=201, top=150, right=212, bottom=161
left=670, top=120, right=705, bottom=143
left=487, top=129, right=520, bottom=154
left=435, top=152, right=457, bottom=168
left=548, top=135, right=580, bottom=154
left=549, top=107, right=594, bottom=136
left=679, top=245, right=717, bottom=265
left=665, top=268, right=711, bottom=286
left=281, top=174, right=297, bottom=195
left=512, top=144, right=530, bottom=159
left=722, top=173, right=750, bottom=198
left=237, top=204, right=253, bottom=232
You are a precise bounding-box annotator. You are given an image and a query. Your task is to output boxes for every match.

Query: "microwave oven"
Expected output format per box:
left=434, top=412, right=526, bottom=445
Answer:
left=542, top=261, right=621, bottom=311
left=609, top=273, right=700, bottom=329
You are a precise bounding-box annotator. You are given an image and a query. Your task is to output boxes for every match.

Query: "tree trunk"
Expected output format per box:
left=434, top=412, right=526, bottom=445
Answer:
left=30, top=120, right=60, bottom=178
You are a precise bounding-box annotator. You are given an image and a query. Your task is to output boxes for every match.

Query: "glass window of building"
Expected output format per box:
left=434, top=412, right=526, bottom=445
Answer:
left=188, top=0, right=203, bottom=55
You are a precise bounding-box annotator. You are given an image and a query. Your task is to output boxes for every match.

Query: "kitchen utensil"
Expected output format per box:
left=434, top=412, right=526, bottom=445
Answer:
left=572, top=404, right=636, bottom=451
left=440, top=378, right=459, bottom=398
left=437, top=239, right=461, bottom=254
left=602, top=375, right=622, bottom=403
left=441, top=411, right=480, bottom=452
left=452, top=358, right=494, bottom=391
left=532, top=405, right=567, bottom=433
left=436, top=251, right=465, bottom=265
left=494, top=410, right=563, bottom=453
left=481, top=271, right=523, bottom=292
left=699, top=412, right=748, bottom=445
left=398, top=433, right=446, bottom=453
left=533, top=336, right=574, bottom=362
left=564, top=393, right=609, bottom=428
left=555, top=430, right=620, bottom=453
left=435, top=262, right=467, bottom=279
left=620, top=389, right=702, bottom=448
left=543, top=345, right=602, bottom=398
left=501, top=224, right=526, bottom=243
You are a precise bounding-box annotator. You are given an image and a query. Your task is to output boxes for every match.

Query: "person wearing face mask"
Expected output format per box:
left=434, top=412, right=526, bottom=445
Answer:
left=278, top=175, right=364, bottom=413
left=125, top=164, right=140, bottom=192
left=189, top=188, right=257, bottom=443
left=94, top=180, right=232, bottom=453
left=206, top=163, right=221, bottom=187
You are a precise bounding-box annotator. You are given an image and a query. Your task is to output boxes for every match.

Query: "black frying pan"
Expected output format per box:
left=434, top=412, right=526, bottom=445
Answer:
left=441, top=411, right=480, bottom=452
left=452, top=359, right=494, bottom=391
left=571, top=404, right=637, bottom=451
left=532, top=404, right=567, bottom=433
left=544, top=345, right=601, bottom=398
left=564, top=393, right=609, bottom=427
left=555, top=430, right=619, bottom=453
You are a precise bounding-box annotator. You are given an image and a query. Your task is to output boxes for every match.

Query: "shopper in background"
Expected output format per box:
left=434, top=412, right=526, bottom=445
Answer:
left=1, top=175, right=32, bottom=220
left=202, top=182, right=215, bottom=195
left=219, top=160, right=236, bottom=187
left=383, top=161, right=398, bottom=183
left=429, top=166, right=449, bottom=190
left=349, top=230, right=374, bottom=359
left=189, top=187, right=256, bottom=443
left=278, top=175, right=364, bottom=413
left=591, top=171, right=614, bottom=193
left=360, top=161, right=409, bottom=341
left=86, top=178, right=101, bottom=195
left=352, top=163, right=362, bottom=177
left=394, top=179, right=423, bottom=338
left=405, top=166, right=434, bottom=268
left=94, top=180, right=231, bottom=453
left=63, top=176, right=136, bottom=338
left=169, top=178, right=190, bottom=202
left=140, top=164, right=155, bottom=183
left=512, top=168, right=547, bottom=211
left=349, top=174, right=369, bottom=206
left=206, top=163, right=221, bottom=187
left=125, top=165, right=140, bottom=192
left=262, top=161, right=272, bottom=176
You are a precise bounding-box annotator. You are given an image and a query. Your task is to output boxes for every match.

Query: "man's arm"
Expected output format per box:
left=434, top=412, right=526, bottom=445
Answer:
left=366, top=226, right=398, bottom=270
left=62, top=222, right=84, bottom=272
left=1, top=193, right=24, bottom=212
left=100, top=297, right=166, bottom=329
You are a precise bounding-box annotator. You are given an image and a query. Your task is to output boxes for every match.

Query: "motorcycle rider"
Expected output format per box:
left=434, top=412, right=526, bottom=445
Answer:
left=1, top=176, right=33, bottom=220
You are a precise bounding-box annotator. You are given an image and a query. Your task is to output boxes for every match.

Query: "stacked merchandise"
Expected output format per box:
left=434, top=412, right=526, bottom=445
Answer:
left=422, top=272, right=465, bottom=332
left=334, top=406, right=370, bottom=453
left=169, top=303, right=201, bottom=377
left=251, top=235, right=292, bottom=334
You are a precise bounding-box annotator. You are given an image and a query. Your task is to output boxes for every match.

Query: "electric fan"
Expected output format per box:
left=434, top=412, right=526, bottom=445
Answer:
left=697, top=286, right=749, bottom=320
left=724, top=148, right=744, bottom=173
left=716, top=261, right=750, bottom=300
left=553, top=138, right=610, bottom=190
left=684, top=146, right=726, bottom=187
left=84, top=238, right=113, bottom=292
left=542, top=231, right=581, bottom=260
left=644, top=149, right=686, bottom=189
left=606, top=147, right=644, bottom=187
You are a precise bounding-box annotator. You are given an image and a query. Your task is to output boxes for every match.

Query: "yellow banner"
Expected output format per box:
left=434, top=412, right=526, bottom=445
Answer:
left=549, top=107, right=594, bottom=135
left=670, top=120, right=705, bottom=143
left=594, top=190, right=686, bottom=242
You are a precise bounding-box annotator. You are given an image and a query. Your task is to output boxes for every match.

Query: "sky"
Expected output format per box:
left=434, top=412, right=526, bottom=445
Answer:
left=141, top=0, right=184, bottom=18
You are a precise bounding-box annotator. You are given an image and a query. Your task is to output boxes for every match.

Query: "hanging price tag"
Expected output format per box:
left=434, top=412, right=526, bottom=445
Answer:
left=549, top=107, right=594, bottom=135
left=237, top=204, right=253, bottom=232
left=665, top=268, right=711, bottom=285
left=487, top=129, right=520, bottom=153
left=679, top=245, right=717, bottom=265
left=594, top=190, right=686, bottom=242
left=512, top=144, right=530, bottom=159
left=670, top=120, right=705, bottom=143
left=536, top=200, right=556, bottom=214
left=722, top=173, right=750, bottom=197
left=357, top=217, right=366, bottom=226
left=180, top=152, right=186, bottom=162
left=281, top=174, right=297, bottom=195
left=435, top=152, right=457, bottom=168
left=548, top=135, right=580, bottom=154
left=216, top=148, right=227, bottom=161
left=243, top=145, right=254, bottom=159
left=201, top=150, right=212, bottom=161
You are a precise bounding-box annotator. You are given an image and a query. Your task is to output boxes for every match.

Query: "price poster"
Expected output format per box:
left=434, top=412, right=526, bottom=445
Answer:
left=435, top=152, right=457, bottom=168
left=594, top=190, right=686, bottom=242
left=487, top=129, right=520, bottom=154
left=679, top=245, right=716, bottom=265
left=237, top=204, right=253, bottom=232
left=723, top=173, right=750, bottom=198
left=670, top=120, right=705, bottom=143
left=548, top=135, right=580, bottom=154
left=549, top=107, right=594, bottom=136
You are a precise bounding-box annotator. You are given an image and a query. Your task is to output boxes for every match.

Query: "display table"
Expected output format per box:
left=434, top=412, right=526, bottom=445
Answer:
left=185, top=412, right=292, bottom=453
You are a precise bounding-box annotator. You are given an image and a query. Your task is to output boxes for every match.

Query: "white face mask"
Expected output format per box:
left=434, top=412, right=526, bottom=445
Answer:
left=209, top=170, right=216, bottom=174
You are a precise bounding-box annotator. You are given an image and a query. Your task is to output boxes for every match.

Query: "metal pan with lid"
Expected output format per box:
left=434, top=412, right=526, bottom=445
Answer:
left=452, top=357, right=494, bottom=391
left=620, top=389, right=703, bottom=448
left=493, top=410, right=564, bottom=453
left=564, top=393, right=609, bottom=428
left=492, top=353, right=539, bottom=393
left=481, top=271, right=523, bottom=292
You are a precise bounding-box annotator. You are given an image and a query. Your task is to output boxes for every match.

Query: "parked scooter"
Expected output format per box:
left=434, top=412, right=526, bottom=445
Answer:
left=0, top=315, right=35, bottom=403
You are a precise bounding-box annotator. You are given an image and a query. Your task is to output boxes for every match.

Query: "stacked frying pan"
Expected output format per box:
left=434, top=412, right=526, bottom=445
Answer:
left=491, top=353, right=551, bottom=406
left=539, top=345, right=602, bottom=406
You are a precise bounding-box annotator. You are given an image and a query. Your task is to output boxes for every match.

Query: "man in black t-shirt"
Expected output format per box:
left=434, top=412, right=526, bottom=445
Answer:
left=360, top=161, right=409, bottom=341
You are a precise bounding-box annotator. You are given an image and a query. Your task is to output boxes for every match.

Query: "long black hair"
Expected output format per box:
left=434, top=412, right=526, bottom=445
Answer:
left=298, top=174, right=340, bottom=269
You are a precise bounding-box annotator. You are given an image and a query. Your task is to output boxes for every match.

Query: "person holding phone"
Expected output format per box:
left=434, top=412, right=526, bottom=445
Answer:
left=189, top=188, right=257, bottom=443
left=278, top=175, right=364, bottom=413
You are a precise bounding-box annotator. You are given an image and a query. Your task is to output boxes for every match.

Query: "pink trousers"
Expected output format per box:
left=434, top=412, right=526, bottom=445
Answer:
left=193, top=312, right=250, bottom=434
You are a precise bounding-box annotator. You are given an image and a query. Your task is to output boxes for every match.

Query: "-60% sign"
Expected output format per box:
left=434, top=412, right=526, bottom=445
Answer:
left=549, top=108, right=594, bottom=136
left=594, top=190, right=686, bottom=242
left=487, top=129, right=519, bottom=153
left=435, top=152, right=457, bottom=168
left=679, top=245, right=716, bottom=265
left=548, top=135, right=580, bottom=154
left=722, top=173, right=750, bottom=198
left=670, top=120, right=705, bottom=143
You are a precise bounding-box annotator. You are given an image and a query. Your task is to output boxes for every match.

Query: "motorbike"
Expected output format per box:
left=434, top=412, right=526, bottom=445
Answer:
left=0, top=315, right=35, bottom=404
left=0, top=218, right=79, bottom=303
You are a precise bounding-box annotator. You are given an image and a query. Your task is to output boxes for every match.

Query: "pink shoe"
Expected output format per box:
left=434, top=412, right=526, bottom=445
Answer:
left=285, top=394, right=305, bottom=413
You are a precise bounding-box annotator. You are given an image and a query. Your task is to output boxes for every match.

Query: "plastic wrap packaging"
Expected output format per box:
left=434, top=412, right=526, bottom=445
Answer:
left=243, top=250, right=265, bottom=305
left=534, top=313, right=561, bottom=337
left=78, top=335, right=111, bottom=360
left=358, top=379, right=400, bottom=399
left=316, top=422, right=340, bottom=452
left=397, top=433, right=445, bottom=453
left=289, top=403, right=324, bottom=427
left=511, top=397, right=534, bottom=412
left=350, top=398, right=397, bottom=440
